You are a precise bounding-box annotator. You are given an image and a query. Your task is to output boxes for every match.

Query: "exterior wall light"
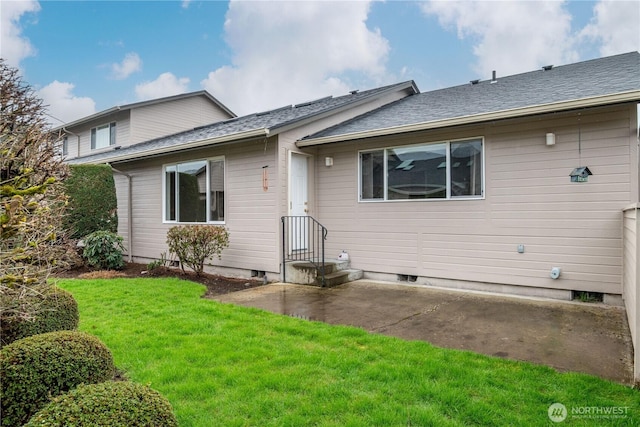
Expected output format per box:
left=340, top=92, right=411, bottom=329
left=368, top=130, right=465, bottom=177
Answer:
left=546, top=133, right=556, bottom=146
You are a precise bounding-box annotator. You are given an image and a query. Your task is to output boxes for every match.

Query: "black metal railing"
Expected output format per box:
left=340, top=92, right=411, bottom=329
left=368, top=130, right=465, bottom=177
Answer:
left=281, top=216, right=327, bottom=286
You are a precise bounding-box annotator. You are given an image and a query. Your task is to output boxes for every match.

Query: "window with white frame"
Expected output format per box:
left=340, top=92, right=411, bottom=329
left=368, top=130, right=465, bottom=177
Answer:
left=62, top=136, right=68, bottom=156
left=359, top=138, right=483, bottom=201
left=90, top=122, right=116, bottom=150
left=164, top=158, right=225, bottom=223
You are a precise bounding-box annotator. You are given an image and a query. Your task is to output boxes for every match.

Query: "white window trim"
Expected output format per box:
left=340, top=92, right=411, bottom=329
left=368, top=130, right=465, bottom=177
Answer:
left=358, top=137, right=485, bottom=202
left=162, top=156, right=226, bottom=224
left=91, top=122, right=116, bottom=150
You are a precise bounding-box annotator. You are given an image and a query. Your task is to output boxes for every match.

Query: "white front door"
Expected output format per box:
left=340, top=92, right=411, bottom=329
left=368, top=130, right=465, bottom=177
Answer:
left=289, top=152, right=309, bottom=251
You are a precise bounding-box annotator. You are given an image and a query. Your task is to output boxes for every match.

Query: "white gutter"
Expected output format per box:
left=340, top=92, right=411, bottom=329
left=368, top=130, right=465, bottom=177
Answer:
left=80, top=128, right=269, bottom=165
left=297, top=90, right=640, bottom=147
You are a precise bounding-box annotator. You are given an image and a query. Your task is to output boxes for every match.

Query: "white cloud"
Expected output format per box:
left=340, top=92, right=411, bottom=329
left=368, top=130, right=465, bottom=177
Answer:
left=135, top=72, right=190, bottom=100
left=181, top=0, right=191, bottom=9
left=201, top=0, right=391, bottom=115
left=421, top=1, right=578, bottom=79
left=0, top=0, right=41, bottom=68
left=580, top=0, right=640, bottom=56
left=111, top=52, right=142, bottom=80
left=38, top=81, right=96, bottom=125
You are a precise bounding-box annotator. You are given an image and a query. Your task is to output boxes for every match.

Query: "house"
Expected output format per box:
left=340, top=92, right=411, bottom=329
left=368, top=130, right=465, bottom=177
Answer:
left=299, top=51, right=639, bottom=303
left=56, top=91, right=235, bottom=159
left=65, top=51, right=640, bottom=380
left=65, top=81, right=419, bottom=275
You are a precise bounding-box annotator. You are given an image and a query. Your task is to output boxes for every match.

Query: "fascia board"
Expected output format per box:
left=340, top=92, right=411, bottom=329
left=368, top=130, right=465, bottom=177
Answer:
left=52, top=91, right=235, bottom=131
left=78, top=128, right=269, bottom=165
left=53, top=106, right=123, bottom=131
left=297, top=90, right=640, bottom=147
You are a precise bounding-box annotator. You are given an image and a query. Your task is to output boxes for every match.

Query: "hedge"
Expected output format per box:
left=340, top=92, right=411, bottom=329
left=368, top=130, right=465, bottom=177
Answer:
left=0, top=286, right=79, bottom=347
left=25, top=381, right=178, bottom=427
left=0, top=331, right=115, bottom=427
left=64, top=164, right=117, bottom=239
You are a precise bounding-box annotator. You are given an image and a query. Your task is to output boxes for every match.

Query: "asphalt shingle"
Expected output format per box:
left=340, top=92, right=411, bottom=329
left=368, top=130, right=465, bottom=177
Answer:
left=305, top=52, right=640, bottom=140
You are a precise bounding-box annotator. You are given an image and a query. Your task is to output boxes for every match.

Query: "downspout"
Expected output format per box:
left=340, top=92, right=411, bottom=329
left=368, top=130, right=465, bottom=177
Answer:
left=107, top=164, right=133, bottom=262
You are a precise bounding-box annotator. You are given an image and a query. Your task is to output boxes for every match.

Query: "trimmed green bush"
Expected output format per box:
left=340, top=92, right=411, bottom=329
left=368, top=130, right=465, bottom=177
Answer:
left=64, top=164, right=118, bottom=239
left=166, top=225, right=229, bottom=275
left=0, top=286, right=78, bottom=347
left=25, top=381, right=178, bottom=427
left=82, top=230, right=125, bottom=270
left=0, top=331, right=115, bottom=427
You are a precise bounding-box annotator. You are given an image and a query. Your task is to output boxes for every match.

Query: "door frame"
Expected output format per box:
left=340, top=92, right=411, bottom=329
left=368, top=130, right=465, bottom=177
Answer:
left=288, top=151, right=311, bottom=216
left=288, top=151, right=312, bottom=252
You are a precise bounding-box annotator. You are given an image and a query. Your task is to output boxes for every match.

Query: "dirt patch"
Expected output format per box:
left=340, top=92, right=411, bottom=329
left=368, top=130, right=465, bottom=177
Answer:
left=54, top=262, right=265, bottom=297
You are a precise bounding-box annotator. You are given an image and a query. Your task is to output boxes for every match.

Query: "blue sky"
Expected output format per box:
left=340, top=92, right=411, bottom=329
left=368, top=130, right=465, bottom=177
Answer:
left=2, top=1, right=638, bottom=124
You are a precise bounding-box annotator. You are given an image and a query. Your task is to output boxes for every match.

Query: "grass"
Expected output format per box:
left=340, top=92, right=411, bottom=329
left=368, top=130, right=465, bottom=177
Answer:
left=56, top=277, right=639, bottom=426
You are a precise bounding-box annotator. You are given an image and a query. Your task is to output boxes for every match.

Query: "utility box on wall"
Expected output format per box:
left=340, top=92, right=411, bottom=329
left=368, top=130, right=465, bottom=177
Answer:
left=570, top=166, right=592, bottom=183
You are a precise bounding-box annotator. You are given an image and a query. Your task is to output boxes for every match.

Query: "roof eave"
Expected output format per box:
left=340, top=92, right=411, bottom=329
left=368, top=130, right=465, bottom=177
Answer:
left=297, top=90, right=640, bottom=147
left=73, top=128, right=269, bottom=165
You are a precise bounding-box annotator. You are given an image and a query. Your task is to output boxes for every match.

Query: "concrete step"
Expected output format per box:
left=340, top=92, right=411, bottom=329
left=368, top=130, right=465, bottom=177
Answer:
left=319, top=268, right=364, bottom=287
left=284, top=259, right=361, bottom=286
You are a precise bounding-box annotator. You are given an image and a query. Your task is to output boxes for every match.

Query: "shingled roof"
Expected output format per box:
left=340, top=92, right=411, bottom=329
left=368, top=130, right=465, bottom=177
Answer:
left=68, top=81, right=418, bottom=164
left=299, top=52, right=640, bottom=147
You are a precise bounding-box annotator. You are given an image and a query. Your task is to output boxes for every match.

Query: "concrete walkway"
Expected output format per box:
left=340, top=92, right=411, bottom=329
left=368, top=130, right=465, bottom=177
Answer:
left=215, top=280, right=634, bottom=384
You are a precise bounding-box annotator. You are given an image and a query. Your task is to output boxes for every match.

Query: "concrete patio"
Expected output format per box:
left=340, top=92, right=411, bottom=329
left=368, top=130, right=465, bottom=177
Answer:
left=215, top=280, right=634, bottom=384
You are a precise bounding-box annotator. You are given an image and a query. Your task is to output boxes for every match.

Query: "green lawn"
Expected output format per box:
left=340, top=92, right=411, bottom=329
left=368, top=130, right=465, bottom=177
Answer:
left=56, top=278, right=639, bottom=426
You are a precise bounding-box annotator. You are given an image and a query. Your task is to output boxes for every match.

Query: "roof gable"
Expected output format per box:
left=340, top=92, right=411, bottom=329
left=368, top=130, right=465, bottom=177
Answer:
left=53, top=90, right=235, bottom=131
left=300, top=52, right=640, bottom=146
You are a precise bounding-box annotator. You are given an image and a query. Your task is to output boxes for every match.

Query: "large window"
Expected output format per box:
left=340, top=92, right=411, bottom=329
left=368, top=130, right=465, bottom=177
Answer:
left=91, top=122, right=116, bottom=150
left=359, top=138, right=483, bottom=201
left=164, top=158, right=225, bottom=223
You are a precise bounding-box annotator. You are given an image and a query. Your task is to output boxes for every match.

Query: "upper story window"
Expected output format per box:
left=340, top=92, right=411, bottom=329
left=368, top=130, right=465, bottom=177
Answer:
left=359, top=138, right=483, bottom=201
left=163, top=157, right=225, bottom=223
left=91, top=122, right=116, bottom=150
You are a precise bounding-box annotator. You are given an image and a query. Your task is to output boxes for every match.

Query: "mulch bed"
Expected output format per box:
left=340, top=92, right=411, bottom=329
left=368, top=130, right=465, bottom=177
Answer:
left=54, top=262, right=266, bottom=298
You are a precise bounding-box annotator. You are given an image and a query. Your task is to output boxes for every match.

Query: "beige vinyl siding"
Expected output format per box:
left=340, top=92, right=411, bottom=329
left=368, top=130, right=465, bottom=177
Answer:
left=129, top=96, right=232, bottom=145
left=113, top=174, right=130, bottom=256
left=112, top=137, right=279, bottom=274
left=622, top=205, right=639, bottom=380
left=313, top=104, right=637, bottom=294
left=276, top=88, right=414, bottom=220
left=67, top=111, right=131, bottom=158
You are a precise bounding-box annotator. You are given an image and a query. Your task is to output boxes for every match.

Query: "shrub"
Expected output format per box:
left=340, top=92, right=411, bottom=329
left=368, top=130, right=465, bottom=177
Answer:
left=147, top=252, right=170, bottom=272
left=0, top=286, right=78, bottom=347
left=166, top=225, right=229, bottom=275
left=63, top=164, right=118, bottom=239
left=25, top=381, right=178, bottom=427
left=82, top=230, right=125, bottom=270
left=0, top=330, right=115, bottom=427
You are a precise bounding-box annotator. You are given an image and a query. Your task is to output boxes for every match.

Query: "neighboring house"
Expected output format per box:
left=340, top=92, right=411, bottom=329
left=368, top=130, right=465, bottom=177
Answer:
left=65, top=51, right=640, bottom=380
left=55, top=91, right=235, bottom=160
